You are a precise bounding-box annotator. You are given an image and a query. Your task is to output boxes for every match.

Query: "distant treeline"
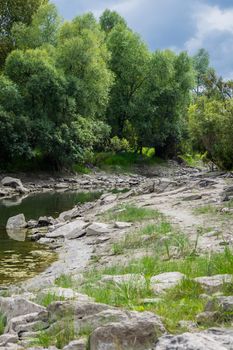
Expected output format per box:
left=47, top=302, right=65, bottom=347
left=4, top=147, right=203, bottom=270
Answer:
left=0, top=1, right=233, bottom=170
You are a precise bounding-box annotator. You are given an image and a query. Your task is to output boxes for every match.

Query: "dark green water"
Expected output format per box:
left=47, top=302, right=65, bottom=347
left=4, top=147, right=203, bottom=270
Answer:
left=0, top=191, right=101, bottom=285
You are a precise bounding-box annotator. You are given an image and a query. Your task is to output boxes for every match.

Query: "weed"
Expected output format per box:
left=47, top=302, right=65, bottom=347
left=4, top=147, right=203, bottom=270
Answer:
left=35, top=292, right=65, bottom=307
left=55, top=274, right=74, bottom=289
left=0, top=312, right=6, bottom=335
left=103, top=205, right=160, bottom=223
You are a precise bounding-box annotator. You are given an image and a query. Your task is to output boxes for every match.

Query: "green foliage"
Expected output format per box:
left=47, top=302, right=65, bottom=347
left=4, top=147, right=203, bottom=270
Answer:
left=55, top=274, right=74, bottom=289
left=36, top=292, right=65, bottom=307
left=0, top=313, right=6, bottom=335
left=188, top=97, right=233, bottom=169
left=0, top=0, right=48, bottom=65
left=103, top=205, right=160, bottom=223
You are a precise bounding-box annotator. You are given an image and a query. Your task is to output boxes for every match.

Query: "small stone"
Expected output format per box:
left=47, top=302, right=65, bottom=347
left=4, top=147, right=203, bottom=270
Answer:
left=86, top=223, right=110, bottom=236
left=150, top=272, right=185, bottom=294
left=114, top=222, right=132, bottom=229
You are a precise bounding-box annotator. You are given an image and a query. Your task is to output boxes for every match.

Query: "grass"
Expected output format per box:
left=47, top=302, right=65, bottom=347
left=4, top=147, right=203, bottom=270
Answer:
left=194, top=205, right=218, bottom=215
left=99, top=248, right=233, bottom=278
left=35, top=292, right=65, bottom=307
left=33, top=315, right=78, bottom=349
left=112, top=221, right=189, bottom=258
left=0, top=312, right=6, bottom=335
left=94, top=151, right=164, bottom=172
left=102, top=204, right=160, bottom=223
left=80, top=249, right=233, bottom=333
left=55, top=274, right=74, bottom=289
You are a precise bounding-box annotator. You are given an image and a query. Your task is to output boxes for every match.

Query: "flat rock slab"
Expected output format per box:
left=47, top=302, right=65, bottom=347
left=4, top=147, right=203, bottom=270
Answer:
left=89, top=311, right=165, bottom=350
left=63, top=339, right=87, bottom=350
left=154, top=328, right=233, bottom=350
left=0, top=334, right=18, bottom=347
left=41, top=287, right=91, bottom=302
left=150, top=272, right=185, bottom=294
left=114, top=222, right=132, bottom=229
left=194, top=274, right=233, bottom=293
left=101, top=274, right=146, bottom=285
left=86, top=223, right=111, bottom=236
left=0, top=297, right=45, bottom=321
left=46, top=220, right=89, bottom=239
left=206, top=296, right=233, bottom=313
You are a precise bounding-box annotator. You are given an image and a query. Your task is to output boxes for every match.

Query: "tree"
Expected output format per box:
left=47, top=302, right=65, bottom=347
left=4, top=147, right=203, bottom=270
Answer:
left=106, top=24, right=150, bottom=137
left=192, top=48, right=210, bottom=95
left=0, top=0, right=48, bottom=65
left=189, top=97, right=233, bottom=169
left=100, top=9, right=127, bottom=33
left=57, top=14, right=113, bottom=118
left=11, top=3, right=61, bottom=50
left=133, top=50, right=194, bottom=157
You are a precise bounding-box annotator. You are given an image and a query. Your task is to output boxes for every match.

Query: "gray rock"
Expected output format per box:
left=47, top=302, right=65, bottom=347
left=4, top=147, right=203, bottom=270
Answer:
left=205, top=296, right=233, bottom=313
left=89, top=311, right=165, bottom=350
left=86, top=223, right=111, bottom=236
left=0, top=297, right=46, bottom=322
left=196, top=311, right=220, bottom=325
left=46, top=220, right=88, bottom=239
left=6, top=311, right=48, bottom=334
left=150, top=272, right=185, bottom=294
left=0, top=334, right=18, bottom=346
left=38, top=216, right=56, bottom=227
left=40, top=287, right=91, bottom=302
left=1, top=177, right=28, bottom=194
left=63, top=339, right=87, bottom=350
left=114, top=222, right=132, bottom=229
left=182, top=194, right=202, bottom=201
left=6, top=214, right=26, bottom=230
left=194, top=275, right=233, bottom=293
left=153, top=328, right=233, bottom=350
left=101, top=274, right=146, bottom=285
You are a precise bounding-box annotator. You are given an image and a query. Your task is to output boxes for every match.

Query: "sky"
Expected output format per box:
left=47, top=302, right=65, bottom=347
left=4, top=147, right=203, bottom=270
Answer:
left=52, top=0, right=233, bottom=79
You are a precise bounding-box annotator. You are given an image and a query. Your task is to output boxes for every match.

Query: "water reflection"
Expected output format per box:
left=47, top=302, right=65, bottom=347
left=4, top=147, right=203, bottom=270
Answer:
left=0, top=190, right=102, bottom=285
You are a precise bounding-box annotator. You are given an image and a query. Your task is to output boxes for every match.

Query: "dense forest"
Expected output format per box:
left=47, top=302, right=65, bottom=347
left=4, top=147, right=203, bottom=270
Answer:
left=0, top=0, right=233, bottom=170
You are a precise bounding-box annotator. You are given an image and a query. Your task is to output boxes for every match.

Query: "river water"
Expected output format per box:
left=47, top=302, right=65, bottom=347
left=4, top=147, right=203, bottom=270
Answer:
left=0, top=191, right=101, bottom=285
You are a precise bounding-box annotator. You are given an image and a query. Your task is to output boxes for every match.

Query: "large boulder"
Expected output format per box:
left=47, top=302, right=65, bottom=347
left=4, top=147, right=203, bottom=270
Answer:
left=194, top=274, right=233, bottom=293
left=101, top=274, right=146, bottom=285
left=1, top=177, right=28, bottom=194
left=0, top=297, right=46, bottom=322
left=89, top=311, right=165, bottom=350
left=6, top=214, right=26, bottom=230
left=86, top=223, right=111, bottom=236
left=6, top=215, right=27, bottom=242
left=46, top=219, right=88, bottom=239
left=150, top=272, right=185, bottom=294
left=63, top=339, right=87, bottom=350
left=153, top=328, right=233, bottom=350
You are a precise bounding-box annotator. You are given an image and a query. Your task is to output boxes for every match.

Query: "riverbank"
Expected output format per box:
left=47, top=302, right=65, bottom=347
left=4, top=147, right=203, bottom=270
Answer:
left=1, top=163, right=233, bottom=349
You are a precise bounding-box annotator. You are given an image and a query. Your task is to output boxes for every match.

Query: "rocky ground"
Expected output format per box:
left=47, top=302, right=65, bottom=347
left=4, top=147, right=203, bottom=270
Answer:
left=1, top=162, right=233, bottom=349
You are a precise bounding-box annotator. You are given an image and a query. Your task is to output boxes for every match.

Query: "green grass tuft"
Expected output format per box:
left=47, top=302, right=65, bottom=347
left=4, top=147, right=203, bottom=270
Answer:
left=0, top=313, right=6, bottom=335
left=103, top=205, right=160, bottom=223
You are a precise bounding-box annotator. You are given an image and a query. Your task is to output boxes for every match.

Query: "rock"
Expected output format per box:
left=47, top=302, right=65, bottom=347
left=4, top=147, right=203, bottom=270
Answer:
left=6, top=214, right=26, bottom=230
left=1, top=177, right=28, bottom=194
left=40, top=287, right=91, bottom=302
left=182, top=194, right=202, bottom=201
left=89, top=311, right=165, bottom=350
left=47, top=301, right=111, bottom=323
left=38, top=216, right=56, bottom=227
left=58, top=208, right=80, bottom=222
left=0, top=334, right=18, bottom=346
left=79, top=309, right=129, bottom=332
left=196, top=311, right=220, bottom=325
left=6, top=311, right=48, bottom=334
left=150, top=272, right=185, bottom=294
left=205, top=296, right=233, bottom=313
left=46, top=219, right=88, bottom=239
left=0, top=297, right=46, bottom=322
left=54, top=183, right=69, bottom=189
left=63, top=339, right=87, bottom=350
left=194, top=274, right=233, bottom=293
left=100, top=194, right=117, bottom=204
left=101, top=274, right=146, bottom=285
left=114, top=222, right=132, bottom=229
left=153, top=328, right=233, bottom=350
left=177, top=320, right=198, bottom=331
left=86, top=223, right=111, bottom=237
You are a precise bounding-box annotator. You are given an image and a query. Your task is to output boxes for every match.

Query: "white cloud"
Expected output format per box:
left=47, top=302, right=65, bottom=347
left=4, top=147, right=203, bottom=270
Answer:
left=185, top=4, right=233, bottom=53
